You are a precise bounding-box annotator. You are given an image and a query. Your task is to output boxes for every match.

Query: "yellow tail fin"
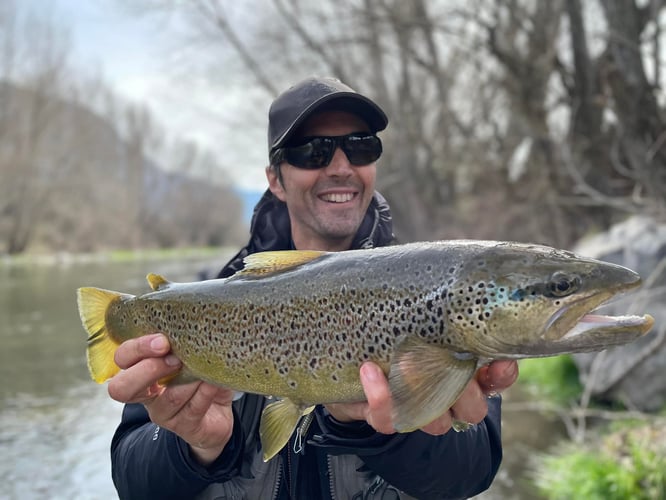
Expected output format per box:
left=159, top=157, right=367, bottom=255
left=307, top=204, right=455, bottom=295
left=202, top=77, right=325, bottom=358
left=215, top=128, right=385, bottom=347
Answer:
left=77, top=287, right=125, bottom=383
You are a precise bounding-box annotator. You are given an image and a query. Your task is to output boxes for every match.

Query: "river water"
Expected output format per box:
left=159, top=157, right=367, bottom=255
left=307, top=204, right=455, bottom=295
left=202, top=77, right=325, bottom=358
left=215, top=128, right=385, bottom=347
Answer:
left=0, top=253, right=563, bottom=499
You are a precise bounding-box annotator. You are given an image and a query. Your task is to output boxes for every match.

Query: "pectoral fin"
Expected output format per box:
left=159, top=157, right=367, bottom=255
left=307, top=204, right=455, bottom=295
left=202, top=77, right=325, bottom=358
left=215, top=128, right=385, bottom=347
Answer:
left=259, top=399, right=314, bottom=462
left=389, top=336, right=478, bottom=432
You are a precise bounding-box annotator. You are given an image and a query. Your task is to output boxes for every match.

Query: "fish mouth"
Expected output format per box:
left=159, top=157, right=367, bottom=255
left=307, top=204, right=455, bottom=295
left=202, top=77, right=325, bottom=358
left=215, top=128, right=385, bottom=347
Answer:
left=558, top=313, right=654, bottom=341
left=543, top=290, right=654, bottom=348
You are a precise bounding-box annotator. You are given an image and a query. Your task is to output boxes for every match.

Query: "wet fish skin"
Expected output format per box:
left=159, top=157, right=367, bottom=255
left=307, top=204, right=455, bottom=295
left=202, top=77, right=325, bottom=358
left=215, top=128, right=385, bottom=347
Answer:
left=77, top=240, right=655, bottom=461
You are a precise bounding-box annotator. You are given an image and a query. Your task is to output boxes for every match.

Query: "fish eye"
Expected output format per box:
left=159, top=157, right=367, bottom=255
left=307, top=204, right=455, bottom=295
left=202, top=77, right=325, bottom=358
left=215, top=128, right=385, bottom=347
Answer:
left=547, top=273, right=580, bottom=297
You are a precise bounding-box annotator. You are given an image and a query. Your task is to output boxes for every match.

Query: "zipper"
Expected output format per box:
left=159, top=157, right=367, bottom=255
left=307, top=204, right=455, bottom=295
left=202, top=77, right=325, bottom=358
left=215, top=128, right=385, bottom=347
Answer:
left=270, top=457, right=283, bottom=500
left=289, top=411, right=316, bottom=498
left=327, top=454, right=338, bottom=500
left=293, top=411, right=314, bottom=454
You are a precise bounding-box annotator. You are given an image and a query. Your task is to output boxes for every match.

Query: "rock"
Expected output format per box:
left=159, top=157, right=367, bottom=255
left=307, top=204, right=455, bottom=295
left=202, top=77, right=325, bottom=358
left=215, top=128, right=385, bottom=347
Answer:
left=572, top=215, right=666, bottom=412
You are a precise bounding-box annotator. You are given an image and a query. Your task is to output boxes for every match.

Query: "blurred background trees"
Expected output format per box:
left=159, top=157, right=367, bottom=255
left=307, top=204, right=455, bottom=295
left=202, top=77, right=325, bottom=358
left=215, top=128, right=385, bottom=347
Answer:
left=154, top=0, right=665, bottom=246
left=0, top=1, right=246, bottom=254
left=1, top=0, right=665, bottom=254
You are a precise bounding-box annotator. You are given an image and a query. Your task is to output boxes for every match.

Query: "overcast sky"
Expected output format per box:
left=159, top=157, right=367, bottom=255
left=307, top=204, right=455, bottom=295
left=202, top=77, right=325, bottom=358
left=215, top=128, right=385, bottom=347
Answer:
left=36, top=0, right=270, bottom=192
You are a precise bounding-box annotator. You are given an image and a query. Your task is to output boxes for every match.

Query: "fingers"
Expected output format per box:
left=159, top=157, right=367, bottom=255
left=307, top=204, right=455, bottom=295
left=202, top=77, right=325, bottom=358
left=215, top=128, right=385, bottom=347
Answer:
left=107, top=334, right=182, bottom=404
left=150, top=381, right=233, bottom=423
left=326, top=360, right=516, bottom=438
left=105, top=335, right=236, bottom=466
left=358, top=362, right=489, bottom=435
left=113, top=334, right=171, bottom=369
left=143, top=381, right=204, bottom=421
left=426, top=362, right=518, bottom=436
left=476, top=360, right=519, bottom=395
left=449, top=380, right=488, bottom=425
left=359, top=362, right=396, bottom=434
left=420, top=379, right=488, bottom=436
left=420, top=412, right=453, bottom=435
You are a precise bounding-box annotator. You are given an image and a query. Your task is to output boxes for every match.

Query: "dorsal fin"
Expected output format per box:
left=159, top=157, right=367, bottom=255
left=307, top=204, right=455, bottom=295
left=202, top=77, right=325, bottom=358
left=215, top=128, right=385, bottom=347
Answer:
left=146, top=273, right=171, bottom=291
left=237, top=250, right=327, bottom=278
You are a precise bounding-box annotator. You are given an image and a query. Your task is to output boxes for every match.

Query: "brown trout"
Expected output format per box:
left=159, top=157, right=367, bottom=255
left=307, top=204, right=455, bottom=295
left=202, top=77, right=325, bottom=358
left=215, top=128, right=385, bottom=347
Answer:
left=77, top=241, right=654, bottom=461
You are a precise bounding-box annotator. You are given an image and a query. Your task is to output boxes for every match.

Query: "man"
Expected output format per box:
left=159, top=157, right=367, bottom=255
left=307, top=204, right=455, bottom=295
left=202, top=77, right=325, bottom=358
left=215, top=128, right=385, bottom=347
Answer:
left=108, top=77, right=519, bottom=499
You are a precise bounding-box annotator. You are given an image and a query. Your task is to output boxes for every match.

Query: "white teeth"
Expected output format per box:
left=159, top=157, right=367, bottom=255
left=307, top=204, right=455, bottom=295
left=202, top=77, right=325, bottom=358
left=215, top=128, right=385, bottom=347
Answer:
left=322, top=193, right=354, bottom=203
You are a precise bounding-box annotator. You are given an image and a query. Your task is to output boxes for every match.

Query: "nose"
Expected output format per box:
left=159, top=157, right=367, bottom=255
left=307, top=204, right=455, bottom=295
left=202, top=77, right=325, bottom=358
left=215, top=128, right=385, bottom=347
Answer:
left=324, top=147, right=354, bottom=176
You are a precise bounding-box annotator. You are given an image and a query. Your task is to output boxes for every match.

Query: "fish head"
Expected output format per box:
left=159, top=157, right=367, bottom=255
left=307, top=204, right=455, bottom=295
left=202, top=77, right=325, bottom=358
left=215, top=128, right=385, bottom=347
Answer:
left=444, top=242, right=654, bottom=358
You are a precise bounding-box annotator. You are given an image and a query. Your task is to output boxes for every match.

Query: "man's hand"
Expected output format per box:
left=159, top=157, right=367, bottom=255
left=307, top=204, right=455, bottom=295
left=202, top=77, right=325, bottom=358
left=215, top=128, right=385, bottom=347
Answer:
left=325, top=360, right=518, bottom=435
left=107, top=333, right=235, bottom=465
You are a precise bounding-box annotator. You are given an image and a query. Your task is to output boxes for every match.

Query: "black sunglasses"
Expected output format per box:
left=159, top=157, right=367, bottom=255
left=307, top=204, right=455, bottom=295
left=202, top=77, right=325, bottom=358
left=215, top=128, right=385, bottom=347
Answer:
left=270, top=133, right=382, bottom=169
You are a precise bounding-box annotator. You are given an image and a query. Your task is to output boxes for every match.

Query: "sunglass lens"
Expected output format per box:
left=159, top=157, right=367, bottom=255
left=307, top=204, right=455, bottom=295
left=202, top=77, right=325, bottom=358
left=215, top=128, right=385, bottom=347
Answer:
left=285, top=138, right=334, bottom=169
left=343, top=135, right=382, bottom=165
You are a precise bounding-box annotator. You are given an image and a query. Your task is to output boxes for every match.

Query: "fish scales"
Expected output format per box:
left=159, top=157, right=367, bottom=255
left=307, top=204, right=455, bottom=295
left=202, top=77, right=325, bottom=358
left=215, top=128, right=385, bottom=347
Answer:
left=78, top=240, right=655, bottom=461
left=109, top=244, right=472, bottom=404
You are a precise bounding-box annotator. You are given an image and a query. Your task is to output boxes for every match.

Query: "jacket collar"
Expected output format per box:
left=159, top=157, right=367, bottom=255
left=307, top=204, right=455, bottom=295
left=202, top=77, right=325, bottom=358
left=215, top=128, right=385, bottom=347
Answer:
left=218, top=189, right=394, bottom=278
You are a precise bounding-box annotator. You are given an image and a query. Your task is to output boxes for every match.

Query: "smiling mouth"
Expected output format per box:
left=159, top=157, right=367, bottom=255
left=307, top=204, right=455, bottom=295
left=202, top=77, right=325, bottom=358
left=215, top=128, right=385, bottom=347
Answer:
left=320, top=192, right=356, bottom=203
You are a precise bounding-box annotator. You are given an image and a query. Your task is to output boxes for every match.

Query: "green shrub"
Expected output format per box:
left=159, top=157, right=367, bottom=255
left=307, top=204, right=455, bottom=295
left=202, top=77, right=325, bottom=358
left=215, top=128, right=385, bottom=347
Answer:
left=533, top=423, right=666, bottom=499
left=518, top=355, right=583, bottom=405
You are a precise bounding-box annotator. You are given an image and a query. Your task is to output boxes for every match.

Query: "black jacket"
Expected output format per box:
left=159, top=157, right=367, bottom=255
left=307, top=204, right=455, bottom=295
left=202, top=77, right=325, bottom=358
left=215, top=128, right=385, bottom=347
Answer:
left=111, top=191, right=503, bottom=499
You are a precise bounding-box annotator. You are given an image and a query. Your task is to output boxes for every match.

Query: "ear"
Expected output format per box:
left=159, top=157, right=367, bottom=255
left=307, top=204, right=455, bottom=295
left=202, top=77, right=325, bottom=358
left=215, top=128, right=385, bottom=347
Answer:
left=266, top=165, right=287, bottom=202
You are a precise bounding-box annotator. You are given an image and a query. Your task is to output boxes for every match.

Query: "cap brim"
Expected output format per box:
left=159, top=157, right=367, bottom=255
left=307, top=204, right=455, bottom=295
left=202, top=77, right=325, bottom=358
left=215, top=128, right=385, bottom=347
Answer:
left=271, top=92, right=388, bottom=150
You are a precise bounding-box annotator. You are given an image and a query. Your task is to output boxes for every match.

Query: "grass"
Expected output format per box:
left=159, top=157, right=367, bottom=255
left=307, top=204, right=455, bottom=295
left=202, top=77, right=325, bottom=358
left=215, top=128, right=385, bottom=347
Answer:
left=514, top=355, right=666, bottom=498
left=532, top=421, right=666, bottom=499
left=0, top=246, right=226, bottom=267
left=106, top=247, right=222, bottom=262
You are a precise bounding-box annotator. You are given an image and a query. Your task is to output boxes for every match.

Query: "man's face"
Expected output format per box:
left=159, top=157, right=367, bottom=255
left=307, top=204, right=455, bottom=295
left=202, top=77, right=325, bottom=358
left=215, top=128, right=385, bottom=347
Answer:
left=267, top=110, right=377, bottom=251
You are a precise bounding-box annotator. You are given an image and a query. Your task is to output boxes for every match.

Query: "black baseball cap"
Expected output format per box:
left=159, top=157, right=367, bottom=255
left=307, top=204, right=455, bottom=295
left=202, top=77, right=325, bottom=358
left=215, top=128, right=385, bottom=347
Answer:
left=267, top=76, right=388, bottom=155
